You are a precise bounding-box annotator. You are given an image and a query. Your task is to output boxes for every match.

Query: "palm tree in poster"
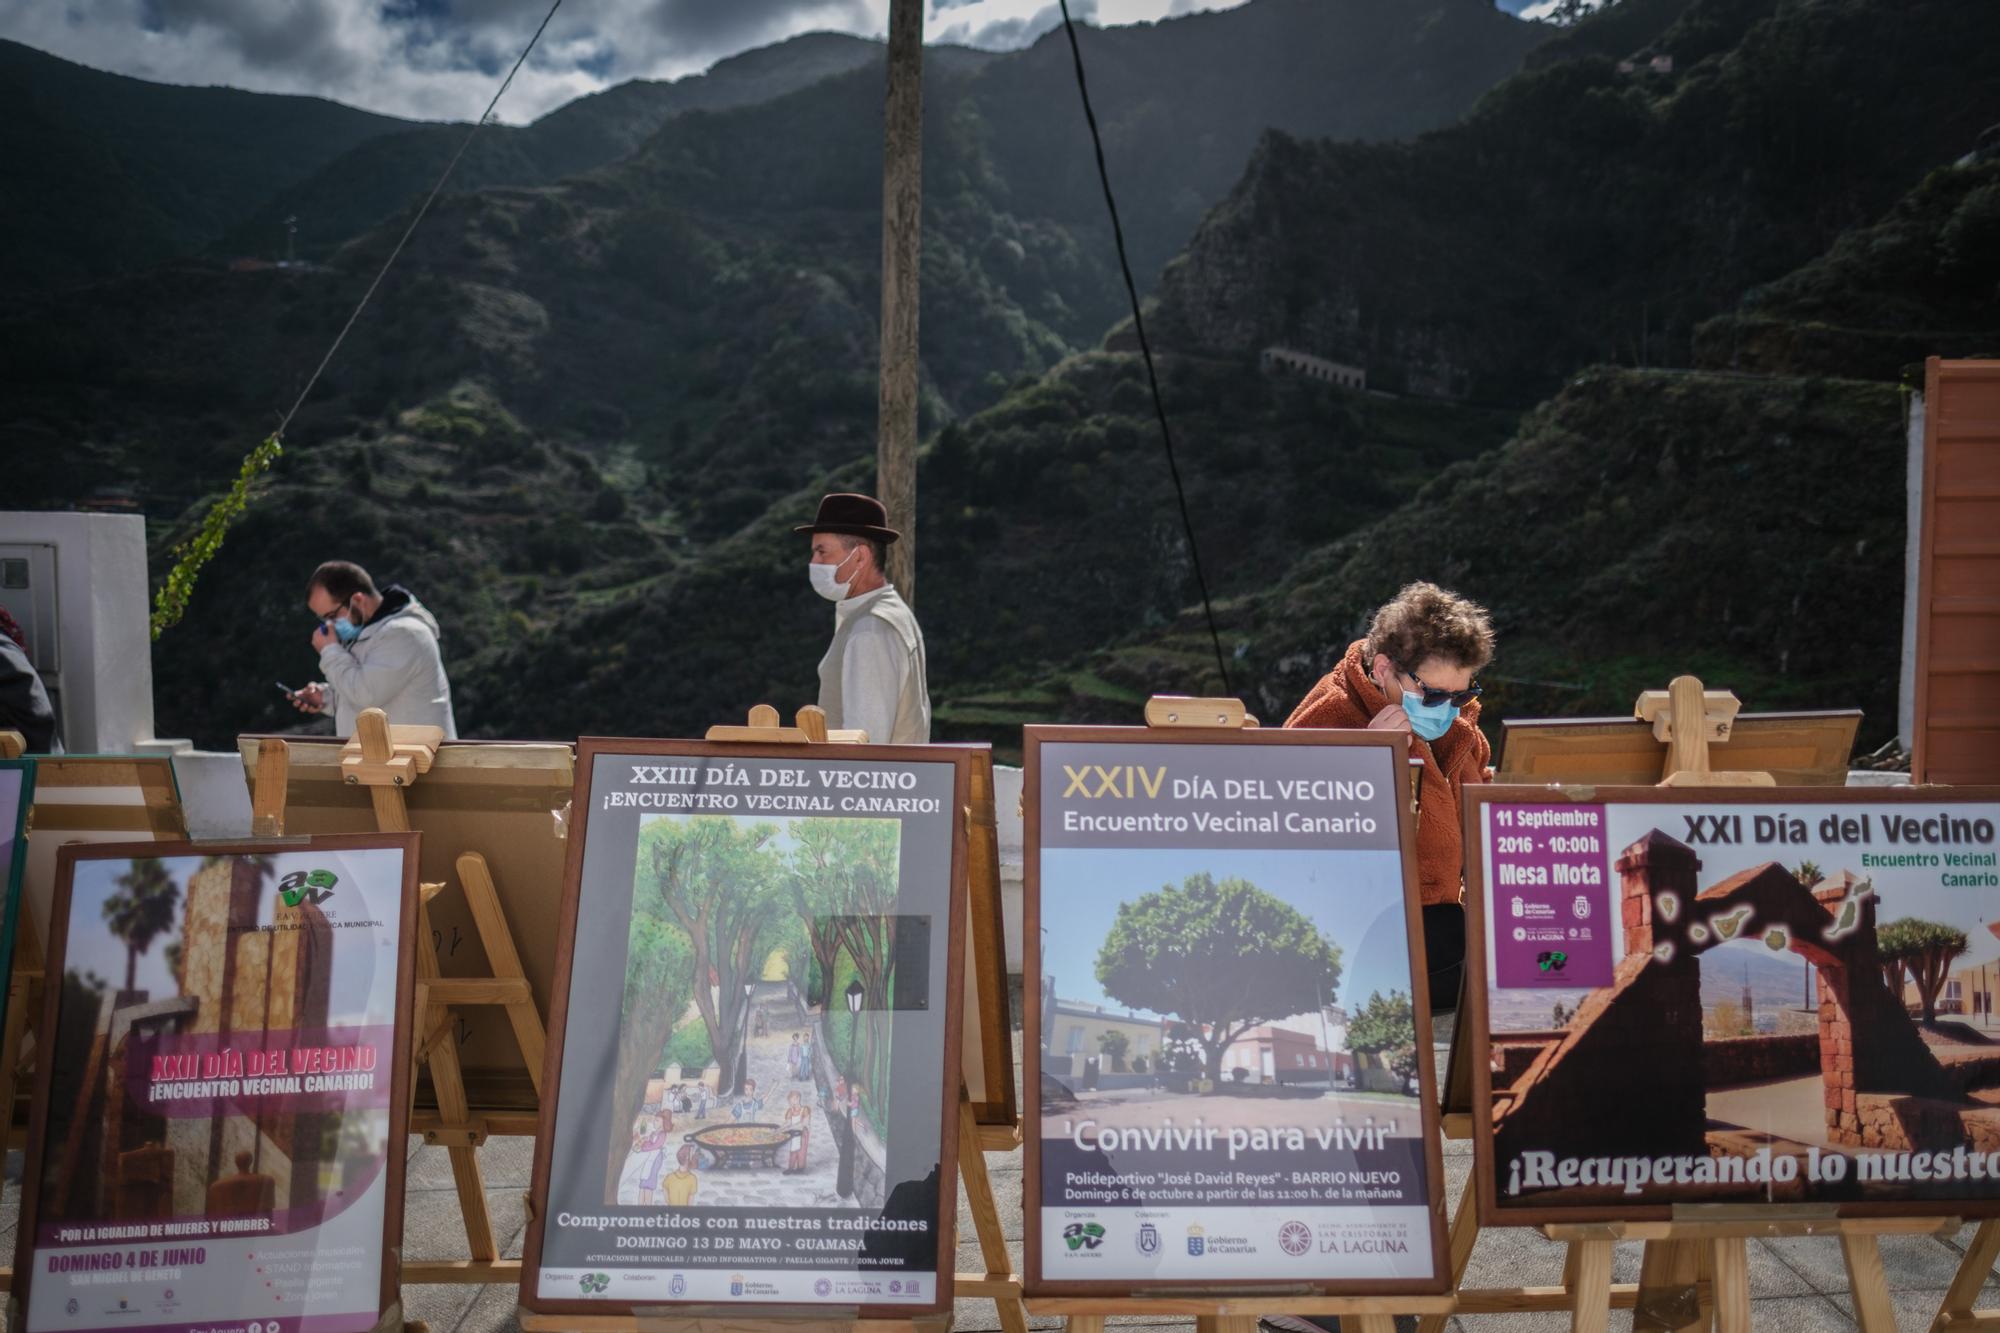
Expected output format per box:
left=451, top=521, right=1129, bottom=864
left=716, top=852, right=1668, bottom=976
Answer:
left=103, top=857, right=180, bottom=999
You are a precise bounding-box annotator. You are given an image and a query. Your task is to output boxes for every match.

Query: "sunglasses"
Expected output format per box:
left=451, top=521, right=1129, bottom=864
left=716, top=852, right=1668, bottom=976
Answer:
left=1398, top=663, right=1482, bottom=709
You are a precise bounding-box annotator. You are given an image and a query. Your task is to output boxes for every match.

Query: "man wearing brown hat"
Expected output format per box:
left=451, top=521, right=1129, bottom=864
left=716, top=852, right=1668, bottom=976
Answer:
left=797, top=494, right=931, bottom=744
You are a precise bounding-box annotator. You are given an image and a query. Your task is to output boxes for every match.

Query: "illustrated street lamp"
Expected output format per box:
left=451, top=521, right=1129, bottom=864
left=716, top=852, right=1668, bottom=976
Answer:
left=737, top=980, right=755, bottom=1094
left=837, top=978, right=866, bottom=1198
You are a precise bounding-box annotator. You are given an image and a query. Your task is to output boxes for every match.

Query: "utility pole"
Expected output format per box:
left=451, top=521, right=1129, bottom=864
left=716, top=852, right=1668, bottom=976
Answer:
left=876, top=0, right=923, bottom=602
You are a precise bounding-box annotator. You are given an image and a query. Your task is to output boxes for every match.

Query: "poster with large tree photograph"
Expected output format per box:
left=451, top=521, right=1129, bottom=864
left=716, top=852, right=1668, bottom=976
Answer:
left=522, top=740, right=968, bottom=1318
left=1466, top=786, right=2000, bottom=1224
left=1025, top=727, right=1449, bottom=1296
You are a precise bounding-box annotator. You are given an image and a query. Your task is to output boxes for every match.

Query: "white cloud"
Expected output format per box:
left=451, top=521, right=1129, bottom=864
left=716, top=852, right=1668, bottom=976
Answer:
left=0, top=0, right=1247, bottom=125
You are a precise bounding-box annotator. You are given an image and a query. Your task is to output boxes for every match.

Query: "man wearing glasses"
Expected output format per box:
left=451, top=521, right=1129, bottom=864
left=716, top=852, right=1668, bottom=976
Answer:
left=288, top=560, right=458, bottom=738
left=1282, top=581, right=1494, bottom=1003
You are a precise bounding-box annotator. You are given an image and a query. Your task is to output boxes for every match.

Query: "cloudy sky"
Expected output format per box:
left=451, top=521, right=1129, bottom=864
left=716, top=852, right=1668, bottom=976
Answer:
left=2, top=0, right=1547, bottom=126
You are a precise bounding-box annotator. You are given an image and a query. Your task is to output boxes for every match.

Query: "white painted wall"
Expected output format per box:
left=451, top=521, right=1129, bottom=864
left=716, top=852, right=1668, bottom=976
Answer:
left=0, top=511, right=182, bottom=753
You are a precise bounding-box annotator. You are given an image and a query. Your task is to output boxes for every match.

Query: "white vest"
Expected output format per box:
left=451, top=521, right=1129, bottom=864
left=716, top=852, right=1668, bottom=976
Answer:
left=817, top=586, right=930, bottom=744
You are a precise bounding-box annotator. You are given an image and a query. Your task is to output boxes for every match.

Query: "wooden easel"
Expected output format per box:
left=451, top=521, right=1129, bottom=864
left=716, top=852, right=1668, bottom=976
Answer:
left=1024, top=696, right=1455, bottom=1333
left=512, top=706, right=1027, bottom=1333
left=1934, top=1219, right=2000, bottom=1332
left=1440, top=675, right=1955, bottom=1333
left=252, top=711, right=552, bottom=1289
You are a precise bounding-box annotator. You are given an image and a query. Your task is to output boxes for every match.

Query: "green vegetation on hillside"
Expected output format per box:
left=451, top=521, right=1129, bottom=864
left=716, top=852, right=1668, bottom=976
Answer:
left=1147, top=0, right=2000, bottom=402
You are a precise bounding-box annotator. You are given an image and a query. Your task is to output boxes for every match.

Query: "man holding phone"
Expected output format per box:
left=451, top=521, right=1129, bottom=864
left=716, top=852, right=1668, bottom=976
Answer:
left=288, top=560, right=458, bottom=738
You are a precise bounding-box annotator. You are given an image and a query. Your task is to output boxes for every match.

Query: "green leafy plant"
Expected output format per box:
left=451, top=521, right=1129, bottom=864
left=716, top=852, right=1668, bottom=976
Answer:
left=149, top=434, right=283, bottom=639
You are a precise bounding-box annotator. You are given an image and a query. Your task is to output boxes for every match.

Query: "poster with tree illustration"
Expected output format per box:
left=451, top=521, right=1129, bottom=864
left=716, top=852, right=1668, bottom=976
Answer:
left=524, top=741, right=968, bottom=1317
left=607, top=814, right=903, bottom=1211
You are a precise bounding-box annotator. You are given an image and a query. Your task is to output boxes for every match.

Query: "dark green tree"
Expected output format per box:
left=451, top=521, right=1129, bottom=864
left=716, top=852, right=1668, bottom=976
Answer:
left=1094, top=873, right=1341, bottom=1088
left=1877, top=918, right=1969, bottom=1023
left=1347, top=989, right=1418, bottom=1090
left=102, top=857, right=180, bottom=996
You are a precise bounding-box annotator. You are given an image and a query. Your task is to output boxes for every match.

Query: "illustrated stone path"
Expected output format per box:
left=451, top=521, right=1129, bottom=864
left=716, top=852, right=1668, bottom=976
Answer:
left=613, top=991, right=855, bottom=1210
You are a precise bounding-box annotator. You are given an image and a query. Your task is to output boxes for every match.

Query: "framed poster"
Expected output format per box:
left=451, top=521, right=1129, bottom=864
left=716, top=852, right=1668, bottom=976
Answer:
left=14, top=834, right=420, bottom=1333
left=1024, top=727, right=1450, bottom=1296
left=1466, top=785, right=2000, bottom=1224
left=521, top=739, right=970, bottom=1318
left=0, top=758, right=34, bottom=1039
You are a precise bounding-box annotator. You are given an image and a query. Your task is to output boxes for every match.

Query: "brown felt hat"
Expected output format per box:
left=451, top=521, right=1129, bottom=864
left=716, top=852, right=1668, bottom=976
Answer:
left=794, top=493, right=901, bottom=544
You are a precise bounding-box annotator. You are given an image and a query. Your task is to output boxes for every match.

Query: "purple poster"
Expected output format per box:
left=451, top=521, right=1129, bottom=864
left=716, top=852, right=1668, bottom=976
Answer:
left=19, top=841, right=414, bottom=1333
left=1485, top=803, right=1614, bottom=989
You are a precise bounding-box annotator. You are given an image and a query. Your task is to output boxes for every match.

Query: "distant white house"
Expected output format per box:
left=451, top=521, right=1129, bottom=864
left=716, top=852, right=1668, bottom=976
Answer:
left=1260, top=346, right=1365, bottom=391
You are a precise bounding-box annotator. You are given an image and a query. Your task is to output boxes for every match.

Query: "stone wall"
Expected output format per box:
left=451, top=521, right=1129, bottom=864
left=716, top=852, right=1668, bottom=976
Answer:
left=1855, top=1094, right=2000, bottom=1154
left=1702, top=1034, right=1820, bottom=1085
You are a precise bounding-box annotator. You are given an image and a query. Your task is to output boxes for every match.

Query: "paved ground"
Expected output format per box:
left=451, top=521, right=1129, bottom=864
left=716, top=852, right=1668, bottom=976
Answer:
left=1707, top=1075, right=1837, bottom=1149
left=6, top=1039, right=1994, bottom=1331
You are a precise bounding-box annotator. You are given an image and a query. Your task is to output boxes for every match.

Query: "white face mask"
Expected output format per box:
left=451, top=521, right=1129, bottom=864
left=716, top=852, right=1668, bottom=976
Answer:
left=809, top=550, right=857, bottom=601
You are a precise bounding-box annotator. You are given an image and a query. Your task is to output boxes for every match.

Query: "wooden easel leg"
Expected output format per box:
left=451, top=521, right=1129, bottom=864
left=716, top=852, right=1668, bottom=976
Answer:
left=956, top=1092, right=1026, bottom=1333
left=1842, top=1231, right=1898, bottom=1333
left=1709, top=1238, right=1750, bottom=1333
left=1353, top=1315, right=1397, bottom=1333
left=414, top=896, right=497, bottom=1264
left=456, top=852, right=548, bottom=1094
left=1195, top=1317, right=1260, bottom=1333
left=1635, top=1237, right=1707, bottom=1333
left=1935, top=1220, right=2000, bottom=1333
left=1570, top=1237, right=1615, bottom=1333
left=1064, top=1318, right=1107, bottom=1333
left=1420, top=1174, right=1479, bottom=1333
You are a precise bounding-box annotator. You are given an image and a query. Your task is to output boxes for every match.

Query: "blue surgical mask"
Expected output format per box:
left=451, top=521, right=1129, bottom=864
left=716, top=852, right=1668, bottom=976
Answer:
left=1402, top=691, right=1459, bottom=741
left=332, top=616, right=361, bottom=645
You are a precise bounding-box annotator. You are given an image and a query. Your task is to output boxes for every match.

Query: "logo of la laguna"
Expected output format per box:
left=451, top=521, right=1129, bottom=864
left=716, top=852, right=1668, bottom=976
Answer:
left=278, top=868, right=338, bottom=909
left=1186, top=1225, right=1206, bottom=1256
left=1279, top=1221, right=1313, bottom=1256
left=814, top=1279, right=833, bottom=1297
left=1572, top=894, right=1592, bottom=919
left=669, top=1274, right=687, bottom=1297
left=1136, top=1223, right=1160, bottom=1256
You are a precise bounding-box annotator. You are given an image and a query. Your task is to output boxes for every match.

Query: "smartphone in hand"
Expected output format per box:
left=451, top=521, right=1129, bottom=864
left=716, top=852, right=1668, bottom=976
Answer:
left=275, top=681, right=297, bottom=699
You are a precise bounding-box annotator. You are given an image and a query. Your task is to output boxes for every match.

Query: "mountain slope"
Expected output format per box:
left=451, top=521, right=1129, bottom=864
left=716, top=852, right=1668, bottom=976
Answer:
left=217, top=33, right=965, bottom=262
left=1693, top=150, right=2000, bottom=379
left=1145, top=0, right=2000, bottom=404
left=0, top=39, right=415, bottom=292
left=1090, top=367, right=1912, bottom=749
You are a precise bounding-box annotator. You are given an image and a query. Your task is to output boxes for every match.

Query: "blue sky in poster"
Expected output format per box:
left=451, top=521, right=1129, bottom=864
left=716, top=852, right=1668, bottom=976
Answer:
left=1039, top=846, right=1414, bottom=1019
left=63, top=848, right=405, bottom=1022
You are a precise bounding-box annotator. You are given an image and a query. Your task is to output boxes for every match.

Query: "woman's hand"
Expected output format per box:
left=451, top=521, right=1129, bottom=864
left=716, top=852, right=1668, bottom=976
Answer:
left=1368, top=703, right=1412, bottom=732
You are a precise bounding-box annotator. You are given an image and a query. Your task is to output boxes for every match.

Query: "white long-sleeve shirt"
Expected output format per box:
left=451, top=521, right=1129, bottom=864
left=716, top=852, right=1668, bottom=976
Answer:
left=816, top=585, right=930, bottom=745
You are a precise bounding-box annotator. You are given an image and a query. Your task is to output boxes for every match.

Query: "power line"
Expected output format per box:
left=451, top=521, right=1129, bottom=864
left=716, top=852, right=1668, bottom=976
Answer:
left=1055, top=0, right=1233, bottom=698
left=272, top=0, right=563, bottom=443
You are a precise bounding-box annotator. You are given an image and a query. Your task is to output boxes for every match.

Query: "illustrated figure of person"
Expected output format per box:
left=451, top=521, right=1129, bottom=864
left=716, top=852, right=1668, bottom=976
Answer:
left=660, top=1144, right=700, bottom=1207
left=800, top=1028, right=815, bottom=1075
left=693, top=1081, right=713, bottom=1121
left=730, top=1077, right=762, bottom=1122
left=782, top=1090, right=812, bottom=1173
left=754, top=1007, right=770, bottom=1038
left=786, top=1033, right=803, bottom=1080
left=633, top=1113, right=671, bottom=1206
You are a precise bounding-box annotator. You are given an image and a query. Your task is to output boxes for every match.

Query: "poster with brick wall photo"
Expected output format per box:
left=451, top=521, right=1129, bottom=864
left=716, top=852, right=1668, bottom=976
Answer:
left=1465, top=786, right=2000, bottom=1225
